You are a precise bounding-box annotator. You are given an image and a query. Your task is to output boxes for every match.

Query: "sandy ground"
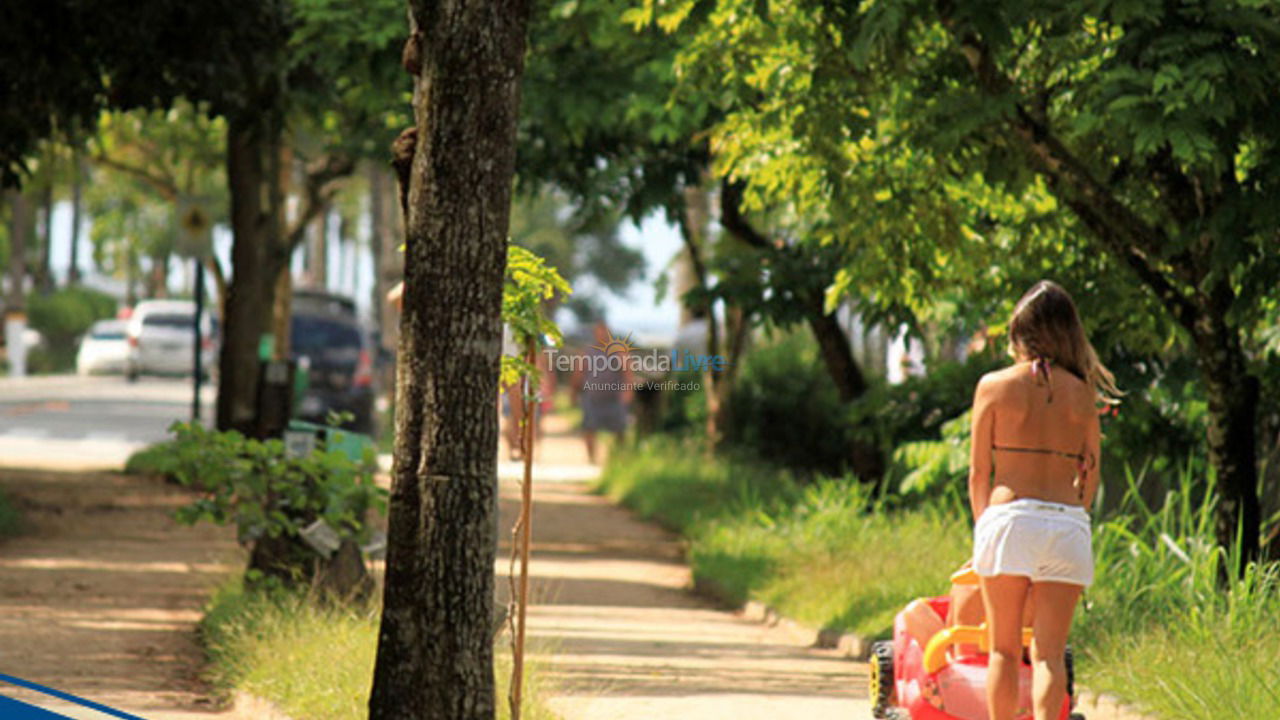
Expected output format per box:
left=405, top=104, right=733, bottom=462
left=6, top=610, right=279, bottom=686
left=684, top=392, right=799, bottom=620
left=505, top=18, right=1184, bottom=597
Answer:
left=0, top=468, right=244, bottom=719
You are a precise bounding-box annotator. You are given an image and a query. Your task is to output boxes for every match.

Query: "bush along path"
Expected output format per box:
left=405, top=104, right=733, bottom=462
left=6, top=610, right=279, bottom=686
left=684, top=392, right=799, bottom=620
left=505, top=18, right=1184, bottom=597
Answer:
left=496, top=412, right=869, bottom=720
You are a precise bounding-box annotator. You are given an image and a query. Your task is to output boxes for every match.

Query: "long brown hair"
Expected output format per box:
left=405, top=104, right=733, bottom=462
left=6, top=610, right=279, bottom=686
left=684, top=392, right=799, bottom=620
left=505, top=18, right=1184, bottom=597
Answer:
left=1007, top=280, right=1122, bottom=405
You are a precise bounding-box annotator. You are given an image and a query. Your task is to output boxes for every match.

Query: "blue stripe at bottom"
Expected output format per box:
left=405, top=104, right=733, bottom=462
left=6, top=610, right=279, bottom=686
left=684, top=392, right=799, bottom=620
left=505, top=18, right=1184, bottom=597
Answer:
left=0, top=674, right=148, bottom=720
left=0, top=694, right=83, bottom=719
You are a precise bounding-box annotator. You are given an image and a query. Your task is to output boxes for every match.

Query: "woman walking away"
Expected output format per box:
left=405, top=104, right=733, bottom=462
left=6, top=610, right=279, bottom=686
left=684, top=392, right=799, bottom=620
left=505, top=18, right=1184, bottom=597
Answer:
left=969, top=280, right=1121, bottom=720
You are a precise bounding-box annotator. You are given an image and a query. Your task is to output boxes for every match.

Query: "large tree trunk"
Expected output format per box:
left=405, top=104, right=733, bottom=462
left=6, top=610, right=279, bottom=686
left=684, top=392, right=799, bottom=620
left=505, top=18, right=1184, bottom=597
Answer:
left=1192, top=312, right=1261, bottom=566
left=807, top=308, right=868, bottom=403
left=367, top=0, right=530, bottom=717
left=217, top=117, right=281, bottom=435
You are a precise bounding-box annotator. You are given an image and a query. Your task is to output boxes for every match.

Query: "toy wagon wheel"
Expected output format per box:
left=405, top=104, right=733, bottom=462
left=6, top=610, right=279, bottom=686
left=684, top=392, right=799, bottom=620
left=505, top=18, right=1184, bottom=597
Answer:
left=869, top=640, right=895, bottom=718
left=1065, top=645, right=1075, bottom=700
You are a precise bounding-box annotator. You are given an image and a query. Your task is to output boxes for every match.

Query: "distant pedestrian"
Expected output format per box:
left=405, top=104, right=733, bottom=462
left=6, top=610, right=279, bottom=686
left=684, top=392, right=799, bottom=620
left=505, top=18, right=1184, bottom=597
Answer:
left=500, top=323, right=552, bottom=461
left=571, top=319, right=634, bottom=465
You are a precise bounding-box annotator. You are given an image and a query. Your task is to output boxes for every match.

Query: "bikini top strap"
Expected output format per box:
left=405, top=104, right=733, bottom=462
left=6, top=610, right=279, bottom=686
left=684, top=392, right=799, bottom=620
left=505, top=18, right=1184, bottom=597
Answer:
left=1031, top=355, right=1054, bottom=403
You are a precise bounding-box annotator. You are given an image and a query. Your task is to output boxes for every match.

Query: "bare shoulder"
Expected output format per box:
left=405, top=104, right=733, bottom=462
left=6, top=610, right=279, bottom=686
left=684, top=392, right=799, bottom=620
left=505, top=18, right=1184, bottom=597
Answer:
left=975, top=365, right=1020, bottom=397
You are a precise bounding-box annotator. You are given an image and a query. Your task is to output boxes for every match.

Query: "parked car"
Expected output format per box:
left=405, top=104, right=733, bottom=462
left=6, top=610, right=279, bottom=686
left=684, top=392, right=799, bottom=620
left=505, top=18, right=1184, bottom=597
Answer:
left=76, top=319, right=130, bottom=375
left=125, top=299, right=216, bottom=380
left=290, top=291, right=375, bottom=434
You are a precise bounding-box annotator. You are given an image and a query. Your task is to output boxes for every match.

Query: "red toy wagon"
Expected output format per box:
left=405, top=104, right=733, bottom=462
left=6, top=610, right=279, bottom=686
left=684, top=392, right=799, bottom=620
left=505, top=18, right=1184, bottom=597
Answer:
left=867, top=569, right=1084, bottom=720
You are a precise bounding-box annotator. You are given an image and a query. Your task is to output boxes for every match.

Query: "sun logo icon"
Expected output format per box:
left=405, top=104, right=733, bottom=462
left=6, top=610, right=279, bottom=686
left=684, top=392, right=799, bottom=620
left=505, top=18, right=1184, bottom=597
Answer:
left=593, top=329, right=635, bottom=355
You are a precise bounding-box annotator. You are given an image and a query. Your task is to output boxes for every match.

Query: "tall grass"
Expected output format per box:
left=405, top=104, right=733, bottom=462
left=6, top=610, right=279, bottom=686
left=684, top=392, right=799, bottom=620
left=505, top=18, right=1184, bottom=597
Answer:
left=201, top=581, right=559, bottom=720
left=1077, top=464, right=1280, bottom=719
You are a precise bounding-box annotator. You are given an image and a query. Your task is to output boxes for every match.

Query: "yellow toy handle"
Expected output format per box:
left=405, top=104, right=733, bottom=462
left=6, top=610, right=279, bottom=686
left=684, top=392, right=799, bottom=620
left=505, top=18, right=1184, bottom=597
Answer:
left=922, top=624, right=1034, bottom=674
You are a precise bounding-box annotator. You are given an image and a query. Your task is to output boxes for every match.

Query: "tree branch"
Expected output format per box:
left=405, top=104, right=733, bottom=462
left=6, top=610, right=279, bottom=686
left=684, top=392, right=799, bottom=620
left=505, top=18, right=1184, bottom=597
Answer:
left=90, top=153, right=179, bottom=201
left=280, top=151, right=356, bottom=261
left=719, top=180, right=774, bottom=250
left=936, top=9, right=1201, bottom=330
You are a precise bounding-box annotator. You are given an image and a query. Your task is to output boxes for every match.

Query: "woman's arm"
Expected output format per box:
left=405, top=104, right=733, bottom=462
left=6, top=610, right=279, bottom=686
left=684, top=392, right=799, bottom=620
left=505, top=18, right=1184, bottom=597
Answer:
left=968, top=375, right=996, bottom=523
left=1082, top=407, right=1103, bottom=510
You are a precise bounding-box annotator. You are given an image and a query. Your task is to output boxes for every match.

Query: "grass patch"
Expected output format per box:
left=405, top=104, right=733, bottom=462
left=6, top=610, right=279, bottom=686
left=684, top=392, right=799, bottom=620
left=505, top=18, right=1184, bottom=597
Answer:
left=201, top=580, right=560, bottom=720
left=0, top=485, right=22, bottom=537
left=600, top=434, right=1280, bottom=716
left=1073, top=466, right=1280, bottom=718
left=598, top=434, right=969, bottom=637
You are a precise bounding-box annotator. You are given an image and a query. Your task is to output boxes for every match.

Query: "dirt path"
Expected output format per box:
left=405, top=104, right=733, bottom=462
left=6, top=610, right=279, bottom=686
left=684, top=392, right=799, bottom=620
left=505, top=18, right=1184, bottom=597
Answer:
left=496, top=414, right=870, bottom=719
left=0, top=468, right=243, bottom=719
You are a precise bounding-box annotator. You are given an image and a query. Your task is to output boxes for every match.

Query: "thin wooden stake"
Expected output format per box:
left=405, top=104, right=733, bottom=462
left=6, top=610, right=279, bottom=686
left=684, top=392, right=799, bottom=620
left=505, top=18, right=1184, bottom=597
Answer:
left=509, top=336, right=537, bottom=720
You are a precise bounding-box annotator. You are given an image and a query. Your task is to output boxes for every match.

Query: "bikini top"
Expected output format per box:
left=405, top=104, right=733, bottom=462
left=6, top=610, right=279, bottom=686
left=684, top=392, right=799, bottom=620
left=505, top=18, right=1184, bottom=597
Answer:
left=990, top=356, right=1094, bottom=476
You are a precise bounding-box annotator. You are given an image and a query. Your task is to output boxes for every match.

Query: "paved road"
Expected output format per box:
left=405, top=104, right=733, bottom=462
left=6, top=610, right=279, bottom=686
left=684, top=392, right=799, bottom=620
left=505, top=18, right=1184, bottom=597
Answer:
left=0, top=375, right=214, bottom=471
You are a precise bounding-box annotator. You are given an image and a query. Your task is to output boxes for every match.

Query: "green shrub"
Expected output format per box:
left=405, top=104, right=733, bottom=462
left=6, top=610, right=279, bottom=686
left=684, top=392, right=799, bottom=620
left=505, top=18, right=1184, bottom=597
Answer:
left=0, top=486, right=21, bottom=537
left=723, top=330, right=857, bottom=476
left=26, top=286, right=117, bottom=372
left=165, top=421, right=386, bottom=591
left=124, top=440, right=181, bottom=477
left=846, top=351, right=1001, bottom=464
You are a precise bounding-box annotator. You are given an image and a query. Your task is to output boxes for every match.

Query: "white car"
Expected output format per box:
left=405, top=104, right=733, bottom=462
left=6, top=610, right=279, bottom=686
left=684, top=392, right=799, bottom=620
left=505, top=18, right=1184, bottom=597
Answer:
left=125, top=300, right=216, bottom=380
left=76, top=319, right=130, bottom=375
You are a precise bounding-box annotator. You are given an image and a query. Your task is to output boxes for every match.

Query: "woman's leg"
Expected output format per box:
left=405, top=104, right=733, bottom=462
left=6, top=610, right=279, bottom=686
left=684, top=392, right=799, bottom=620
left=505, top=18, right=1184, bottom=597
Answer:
left=979, top=574, right=1031, bottom=720
left=1028, top=581, right=1082, bottom=720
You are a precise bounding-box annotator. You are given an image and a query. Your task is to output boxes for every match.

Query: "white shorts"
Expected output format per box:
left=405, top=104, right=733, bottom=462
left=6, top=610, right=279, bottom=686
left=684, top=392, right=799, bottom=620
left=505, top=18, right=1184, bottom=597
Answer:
left=973, top=499, right=1093, bottom=587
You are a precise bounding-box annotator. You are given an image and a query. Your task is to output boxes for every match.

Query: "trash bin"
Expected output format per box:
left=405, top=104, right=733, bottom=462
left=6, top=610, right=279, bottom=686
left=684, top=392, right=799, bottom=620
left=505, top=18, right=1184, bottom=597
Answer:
left=283, top=419, right=373, bottom=464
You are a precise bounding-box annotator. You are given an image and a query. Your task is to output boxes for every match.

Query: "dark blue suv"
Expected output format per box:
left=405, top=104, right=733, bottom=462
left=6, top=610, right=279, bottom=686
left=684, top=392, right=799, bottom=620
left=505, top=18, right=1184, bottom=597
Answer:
left=290, top=291, right=376, bottom=434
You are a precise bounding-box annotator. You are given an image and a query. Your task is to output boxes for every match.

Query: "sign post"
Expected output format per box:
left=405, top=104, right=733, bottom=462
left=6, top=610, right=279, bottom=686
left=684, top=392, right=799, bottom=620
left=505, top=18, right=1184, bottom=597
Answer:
left=176, top=197, right=213, bottom=424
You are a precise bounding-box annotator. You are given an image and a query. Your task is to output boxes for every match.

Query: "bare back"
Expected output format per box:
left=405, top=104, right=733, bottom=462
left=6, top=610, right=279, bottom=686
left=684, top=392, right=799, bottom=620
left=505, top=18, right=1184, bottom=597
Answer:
left=968, top=360, right=1102, bottom=518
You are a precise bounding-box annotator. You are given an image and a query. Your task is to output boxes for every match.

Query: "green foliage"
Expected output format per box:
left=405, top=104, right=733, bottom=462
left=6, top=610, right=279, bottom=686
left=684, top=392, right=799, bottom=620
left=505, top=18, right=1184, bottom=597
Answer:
left=722, top=329, right=858, bottom=476
left=888, top=412, right=971, bottom=497
left=501, top=244, right=572, bottom=388
left=165, top=421, right=386, bottom=547
left=25, top=286, right=117, bottom=371
left=509, top=186, right=643, bottom=322
left=520, top=0, right=707, bottom=222
left=201, top=579, right=561, bottom=720
left=124, top=441, right=181, bottom=477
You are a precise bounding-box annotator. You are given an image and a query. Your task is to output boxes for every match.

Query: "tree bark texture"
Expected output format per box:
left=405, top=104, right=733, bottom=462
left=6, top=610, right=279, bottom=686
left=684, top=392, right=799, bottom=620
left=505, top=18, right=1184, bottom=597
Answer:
left=217, top=117, right=280, bottom=435
left=367, top=1, right=530, bottom=718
